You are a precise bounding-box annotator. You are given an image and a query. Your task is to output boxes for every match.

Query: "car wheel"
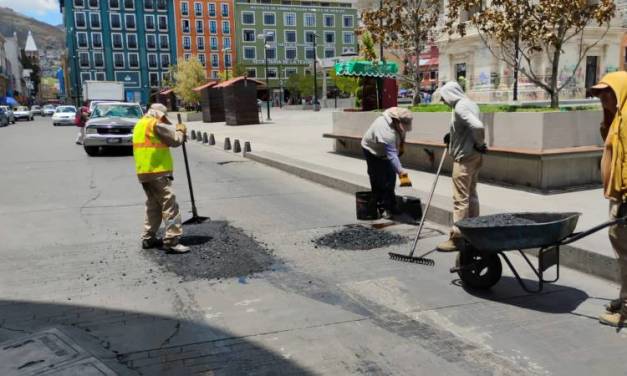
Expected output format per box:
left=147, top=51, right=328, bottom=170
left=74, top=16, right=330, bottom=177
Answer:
left=84, top=146, right=99, bottom=156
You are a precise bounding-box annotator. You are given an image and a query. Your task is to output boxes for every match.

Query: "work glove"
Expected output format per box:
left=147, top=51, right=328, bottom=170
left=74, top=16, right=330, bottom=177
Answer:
left=399, top=173, right=412, bottom=187
left=176, top=123, right=187, bottom=134
left=443, top=133, right=450, bottom=146
left=474, top=143, right=488, bottom=154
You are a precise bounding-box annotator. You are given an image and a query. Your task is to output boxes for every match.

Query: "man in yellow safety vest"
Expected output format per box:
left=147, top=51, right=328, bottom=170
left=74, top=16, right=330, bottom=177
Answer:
left=133, top=103, right=189, bottom=254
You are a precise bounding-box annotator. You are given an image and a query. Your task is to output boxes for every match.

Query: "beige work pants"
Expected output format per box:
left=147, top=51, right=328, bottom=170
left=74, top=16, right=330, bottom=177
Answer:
left=75, top=127, right=85, bottom=144
left=141, top=176, right=182, bottom=247
left=451, top=154, right=482, bottom=238
left=609, top=201, right=627, bottom=304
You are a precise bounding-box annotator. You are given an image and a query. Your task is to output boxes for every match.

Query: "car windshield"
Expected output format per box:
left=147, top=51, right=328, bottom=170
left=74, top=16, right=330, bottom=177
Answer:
left=32, top=106, right=40, bottom=109
left=44, top=105, right=55, bottom=109
left=17, top=106, right=28, bottom=111
left=91, top=104, right=142, bottom=119
left=56, top=106, right=76, bottom=113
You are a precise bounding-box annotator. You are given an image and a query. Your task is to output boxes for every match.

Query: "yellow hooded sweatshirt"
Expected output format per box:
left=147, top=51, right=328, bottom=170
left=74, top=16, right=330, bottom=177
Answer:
left=597, top=71, right=627, bottom=202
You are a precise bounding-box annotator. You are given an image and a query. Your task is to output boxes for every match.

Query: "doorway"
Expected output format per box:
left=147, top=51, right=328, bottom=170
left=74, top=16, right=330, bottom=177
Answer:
left=585, top=56, right=598, bottom=91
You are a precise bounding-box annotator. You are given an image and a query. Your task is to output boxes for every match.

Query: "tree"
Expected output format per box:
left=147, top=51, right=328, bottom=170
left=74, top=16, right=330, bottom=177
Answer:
left=446, top=0, right=616, bottom=108
left=171, top=56, right=206, bottom=108
left=361, top=0, right=442, bottom=105
left=330, top=69, right=360, bottom=96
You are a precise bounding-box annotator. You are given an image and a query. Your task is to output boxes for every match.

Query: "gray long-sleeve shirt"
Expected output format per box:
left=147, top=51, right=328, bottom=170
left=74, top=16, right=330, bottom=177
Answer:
left=361, top=112, right=404, bottom=174
left=440, top=82, right=485, bottom=161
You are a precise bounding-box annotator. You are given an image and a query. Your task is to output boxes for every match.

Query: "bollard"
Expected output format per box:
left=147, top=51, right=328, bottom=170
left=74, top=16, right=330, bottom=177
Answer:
left=208, top=133, right=215, bottom=145
left=197, top=131, right=204, bottom=142
left=202, top=132, right=208, bottom=144
left=233, top=139, right=241, bottom=153
left=224, top=137, right=231, bottom=150
left=190, top=130, right=197, bottom=140
left=244, top=141, right=252, bottom=153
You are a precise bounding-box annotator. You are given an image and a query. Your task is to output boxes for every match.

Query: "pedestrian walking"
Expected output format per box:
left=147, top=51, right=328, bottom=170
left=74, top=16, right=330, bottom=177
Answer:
left=74, top=102, right=89, bottom=145
left=589, top=72, right=627, bottom=327
left=133, top=103, right=190, bottom=254
left=361, top=107, right=413, bottom=219
left=437, top=81, right=487, bottom=252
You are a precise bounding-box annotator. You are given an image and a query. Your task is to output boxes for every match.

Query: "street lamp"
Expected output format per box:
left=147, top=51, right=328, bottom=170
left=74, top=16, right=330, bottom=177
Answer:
left=221, top=48, right=231, bottom=80
left=309, top=32, right=321, bottom=111
left=258, top=32, right=273, bottom=120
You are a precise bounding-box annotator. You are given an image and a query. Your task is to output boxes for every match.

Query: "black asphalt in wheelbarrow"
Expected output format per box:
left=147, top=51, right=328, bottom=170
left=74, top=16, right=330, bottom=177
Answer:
left=450, top=212, right=626, bottom=293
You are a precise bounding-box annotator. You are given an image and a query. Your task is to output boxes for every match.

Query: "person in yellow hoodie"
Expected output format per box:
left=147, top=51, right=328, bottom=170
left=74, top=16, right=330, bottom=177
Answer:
left=590, top=71, right=627, bottom=327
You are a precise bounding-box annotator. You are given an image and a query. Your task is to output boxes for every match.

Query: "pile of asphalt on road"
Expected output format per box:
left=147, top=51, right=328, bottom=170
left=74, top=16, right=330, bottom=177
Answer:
left=148, top=221, right=276, bottom=281
left=313, top=225, right=409, bottom=251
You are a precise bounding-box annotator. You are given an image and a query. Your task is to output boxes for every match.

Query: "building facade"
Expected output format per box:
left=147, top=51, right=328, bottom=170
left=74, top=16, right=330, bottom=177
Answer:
left=0, top=35, right=8, bottom=98
left=234, top=0, right=358, bottom=90
left=4, top=32, right=24, bottom=96
left=173, top=0, right=236, bottom=79
left=59, top=0, right=178, bottom=104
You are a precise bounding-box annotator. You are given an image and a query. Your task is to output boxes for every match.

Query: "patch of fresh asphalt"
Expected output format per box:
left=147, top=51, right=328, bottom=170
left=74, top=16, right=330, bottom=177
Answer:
left=312, top=224, right=410, bottom=251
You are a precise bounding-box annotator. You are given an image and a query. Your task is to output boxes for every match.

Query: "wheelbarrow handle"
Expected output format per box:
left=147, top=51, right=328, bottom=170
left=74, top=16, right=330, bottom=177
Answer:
left=560, top=216, right=627, bottom=246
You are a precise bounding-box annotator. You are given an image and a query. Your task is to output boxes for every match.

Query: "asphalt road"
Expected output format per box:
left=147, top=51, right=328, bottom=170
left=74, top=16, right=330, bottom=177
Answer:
left=0, top=116, right=626, bottom=375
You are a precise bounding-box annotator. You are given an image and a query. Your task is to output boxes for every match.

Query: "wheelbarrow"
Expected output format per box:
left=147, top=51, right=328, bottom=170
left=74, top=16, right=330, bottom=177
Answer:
left=450, top=212, right=627, bottom=293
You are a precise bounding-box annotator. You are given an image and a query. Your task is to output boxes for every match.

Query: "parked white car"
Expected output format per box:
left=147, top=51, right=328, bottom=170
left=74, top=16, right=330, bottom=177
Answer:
left=52, top=106, right=77, bottom=126
left=14, top=106, right=34, bottom=121
left=30, top=105, right=42, bottom=116
left=43, top=104, right=56, bottom=116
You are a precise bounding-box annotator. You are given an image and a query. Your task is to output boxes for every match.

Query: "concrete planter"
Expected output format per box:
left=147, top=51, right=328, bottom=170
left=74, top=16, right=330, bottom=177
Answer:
left=177, top=112, right=202, bottom=122
left=330, top=110, right=604, bottom=191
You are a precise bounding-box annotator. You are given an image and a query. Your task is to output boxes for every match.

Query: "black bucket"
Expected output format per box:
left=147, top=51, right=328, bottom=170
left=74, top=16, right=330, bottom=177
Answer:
left=396, top=196, right=423, bottom=222
left=355, top=191, right=379, bottom=220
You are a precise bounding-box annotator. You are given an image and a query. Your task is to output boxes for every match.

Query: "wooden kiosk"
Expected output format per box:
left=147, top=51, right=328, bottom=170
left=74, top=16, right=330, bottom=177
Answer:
left=217, top=76, right=266, bottom=125
left=192, top=81, right=224, bottom=123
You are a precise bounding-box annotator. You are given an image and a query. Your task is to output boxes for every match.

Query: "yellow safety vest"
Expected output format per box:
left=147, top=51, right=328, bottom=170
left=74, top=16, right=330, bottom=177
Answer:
left=133, top=116, right=173, bottom=177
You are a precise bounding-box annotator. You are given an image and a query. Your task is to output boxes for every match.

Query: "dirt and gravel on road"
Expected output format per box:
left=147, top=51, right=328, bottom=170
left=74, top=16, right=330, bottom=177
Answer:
left=313, top=225, right=409, bottom=251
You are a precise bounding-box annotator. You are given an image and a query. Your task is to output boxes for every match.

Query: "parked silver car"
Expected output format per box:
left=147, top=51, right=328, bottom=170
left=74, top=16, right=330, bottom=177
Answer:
left=31, top=105, right=42, bottom=116
left=0, top=107, right=9, bottom=127
left=14, top=106, right=34, bottom=121
left=83, top=102, right=143, bottom=156
left=52, top=106, right=77, bottom=126
left=0, top=106, right=15, bottom=124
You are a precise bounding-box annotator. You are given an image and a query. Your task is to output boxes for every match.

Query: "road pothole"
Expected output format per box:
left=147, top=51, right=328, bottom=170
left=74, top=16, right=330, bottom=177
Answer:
left=312, top=225, right=409, bottom=251
left=147, top=221, right=276, bottom=281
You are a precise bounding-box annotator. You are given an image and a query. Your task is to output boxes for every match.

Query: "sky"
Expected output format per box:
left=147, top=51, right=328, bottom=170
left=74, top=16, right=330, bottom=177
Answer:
left=0, top=1, right=62, bottom=25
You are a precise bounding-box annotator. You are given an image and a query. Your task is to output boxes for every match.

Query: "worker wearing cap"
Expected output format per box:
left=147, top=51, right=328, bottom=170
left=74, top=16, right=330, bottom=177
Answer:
left=589, top=72, right=627, bottom=327
left=133, top=103, right=190, bottom=254
left=361, top=107, right=413, bottom=219
left=437, top=81, right=487, bottom=252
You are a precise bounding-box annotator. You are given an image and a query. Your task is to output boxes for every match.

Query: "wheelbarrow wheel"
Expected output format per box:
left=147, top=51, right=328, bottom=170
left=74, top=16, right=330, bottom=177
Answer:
left=456, top=247, right=502, bottom=290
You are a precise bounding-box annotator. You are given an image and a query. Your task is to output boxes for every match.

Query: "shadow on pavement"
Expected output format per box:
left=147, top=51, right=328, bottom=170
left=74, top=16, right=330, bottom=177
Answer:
left=90, top=147, right=134, bottom=157
left=0, top=299, right=313, bottom=375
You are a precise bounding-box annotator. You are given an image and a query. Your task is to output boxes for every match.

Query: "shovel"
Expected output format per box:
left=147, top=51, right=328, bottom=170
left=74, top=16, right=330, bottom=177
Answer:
left=177, top=114, right=210, bottom=225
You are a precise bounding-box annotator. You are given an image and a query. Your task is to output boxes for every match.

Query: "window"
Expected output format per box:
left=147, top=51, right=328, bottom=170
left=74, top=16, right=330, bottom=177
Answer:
left=149, top=72, right=159, bottom=87
left=109, top=0, right=119, bottom=8
left=342, top=46, right=355, bottom=54
left=305, top=31, right=316, bottom=44
left=224, top=54, right=231, bottom=67
left=158, top=15, right=168, bottom=31
left=285, top=30, right=296, bottom=43
left=183, top=36, right=191, bottom=50
left=265, top=47, right=276, bottom=60
left=285, top=48, right=296, bottom=60
left=247, top=68, right=256, bottom=78
left=144, top=0, right=153, bottom=10
left=145, top=15, right=155, bottom=30
left=324, top=48, right=335, bottom=58
left=184, top=53, right=191, bottom=60
left=284, top=12, right=296, bottom=26
left=211, top=54, right=218, bottom=67
left=221, top=3, right=229, bottom=16
left=194, top=2, right=202, bottom=16
left=124, top=0, right=133, bottom=9
left=125, top=14, right=136, bottom=30
left=208, top=2, right=216, bottom=17
left=222, top=21, right=230, bottom=34
left=95, top=72, right=106, bottom=81
left=128, top=53, right=139, bottom=68
left=181, top=1, right=188, bottom=15
left=156, top=0, right=166, bottom=10
left=223, top=37, right=230, bottom=49
left=89, top=13, right=101, bottom=28
left=198, top=54, right=206, bottom=66
left=197, top=36, right=205, bottom=50
left=146, top=34, right=157, bottom=49
left=80, top=72, right=91, bottom=83
left=148, top=53, right=158, bottom=68
left=267, top=67, right=277, bottom=78
left=110, top=13, right=121, bottom=29
left=77, top=32, right=88, bottom=48
left=324, top=14, right=334, bottom=27
left=243, top=46, right=255, bottom=60
left=243, top=30, right=255, bottom=42
left=113, top=52, right=124, bottom=68
left=263, top=30, right=275, bottom=42
left=305, top=47, right=315, bottom=59
left=112, top=33, right=123, bottom=49
left=88, top=0, right=98, bottom=8
left=196, top=19, right=203, bottom=33
left=160, top=54, right=170, bottom=68
left=210, top=36, right=218, bottom=50
left=242, top=12, right=254, bottom=25
left=127, top=34, right=138, bottom=49
left=324, top=31, right=335, bottom=44
left=285, top=68, right=297, bottom=78
left=343, top=15, right=354, bottom=28
left=74, top=0, right=84, bottom=7
left=182, top=19, right=190, bottom=33
left=92, top=33, right=102, bottom=48
left=159, top=35, right=169, bottom=49
left=75, top=12, right=86, bottom=28
left=211, top=71, right=219, bottom=79
left=263, top=12, right=275, bottom=25
left=343, top=32, right=354, bottom=45
left=209, top=20, right=217, bottom=33
left=79, top=52, right=90, bottom=67
left=304, top=13, right=315, bottom=27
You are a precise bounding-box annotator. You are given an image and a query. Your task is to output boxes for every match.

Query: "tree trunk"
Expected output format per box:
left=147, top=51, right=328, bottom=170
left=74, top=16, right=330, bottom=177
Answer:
left=549, top=45, right=561, bottom=108
left=513, top=34, right=519, bottom=102
left=413, top=35, right=422, bottom=106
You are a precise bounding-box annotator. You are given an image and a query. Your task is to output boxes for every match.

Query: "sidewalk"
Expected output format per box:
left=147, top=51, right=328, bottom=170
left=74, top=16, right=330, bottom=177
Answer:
left=184, top=108, right=618, bottom=282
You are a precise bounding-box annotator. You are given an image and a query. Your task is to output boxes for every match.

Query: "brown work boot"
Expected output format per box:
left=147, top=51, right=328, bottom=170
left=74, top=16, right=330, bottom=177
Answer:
left=142, top=238, right=163, bottom=250
left=599, top=304, right=627, bottom=328
left=437, top=238, right=464, bottom=252
left=605, top=298, right=622, bottom=313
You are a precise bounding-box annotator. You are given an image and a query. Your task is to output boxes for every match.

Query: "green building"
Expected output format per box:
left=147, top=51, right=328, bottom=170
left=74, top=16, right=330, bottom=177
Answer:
left=234, top=0, right=358, bottom=99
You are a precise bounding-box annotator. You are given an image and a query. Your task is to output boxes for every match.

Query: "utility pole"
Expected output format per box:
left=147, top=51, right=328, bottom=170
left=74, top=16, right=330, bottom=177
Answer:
left=313, top=35, right=319, bottom=111
left=258, top=33, right=272, bottom=120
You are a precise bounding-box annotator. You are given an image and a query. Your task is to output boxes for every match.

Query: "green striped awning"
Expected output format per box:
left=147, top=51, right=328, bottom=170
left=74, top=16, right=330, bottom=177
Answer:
left=334, top=60, right=399, bottom=78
